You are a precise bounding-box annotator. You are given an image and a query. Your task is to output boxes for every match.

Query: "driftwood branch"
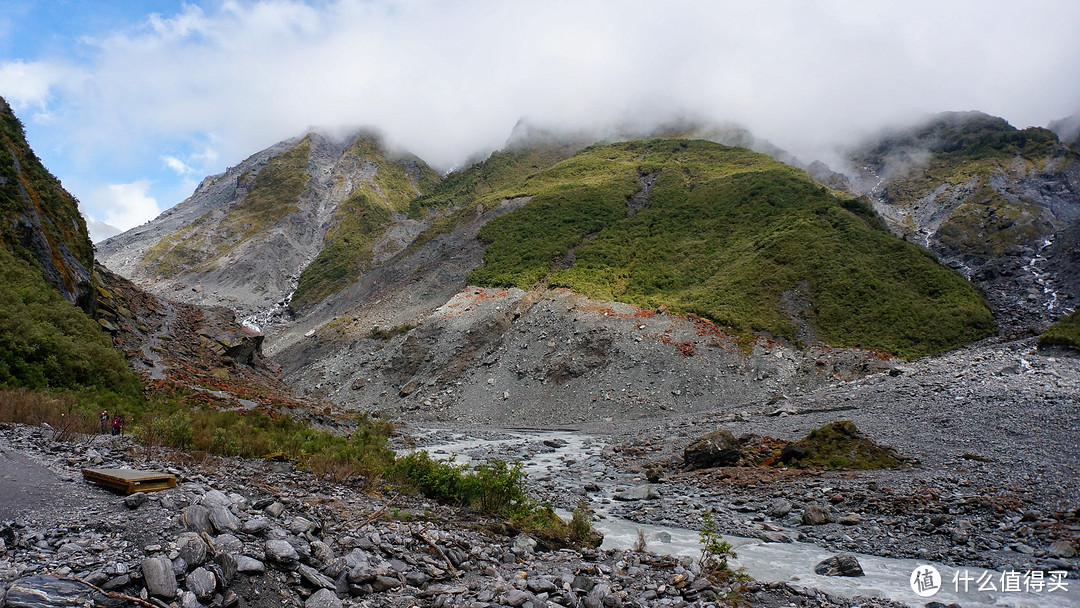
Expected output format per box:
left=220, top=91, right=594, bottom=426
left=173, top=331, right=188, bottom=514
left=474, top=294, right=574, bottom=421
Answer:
left=412, top=526, right=458, bottom=575
left=358, top=492, right=399, bottom=529
left=59, top=575, right=158, bottom=608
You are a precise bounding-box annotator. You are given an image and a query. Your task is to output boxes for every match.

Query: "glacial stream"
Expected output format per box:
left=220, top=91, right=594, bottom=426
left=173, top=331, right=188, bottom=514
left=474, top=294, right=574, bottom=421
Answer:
left=409, top=429, right=1077, bottom=608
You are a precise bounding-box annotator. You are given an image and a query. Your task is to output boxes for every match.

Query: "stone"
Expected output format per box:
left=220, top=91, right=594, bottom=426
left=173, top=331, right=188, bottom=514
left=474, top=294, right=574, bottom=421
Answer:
left=1, top=575, right=108, bottom=608
left=766, top=499, right=792, bottom=518
left=181, top=505, right=214, bottom=535
left=235, top=556, right=266, bottom=574
left=310, top=540, right=335, bottom=564
left=801, top=505, right=833, bottom=526
left=242, top=517, right=270, bottom=535
left=264, top=539, right=300, bottom=570
left=305, top=588, right=342, bottom=608
left=1049, top=540, right=1077, bottom=558
left=180, top=591, right=202, bottom=608
left=813, top=553, right=864, bottom=577
left=208, top=505, right=240, bottom=533
left=177, top=532, right=208, bottom=569
left=214, top=552, right=238, bottom=583
left=264, top=502, right=285, bottom=518
left=200, top=490, right=231, bottom=509
left=838, top=513, right=861, bottom=526
left=683, top=429, right=742, bottom=470
left=614, top=484, right=660, bottom=501
left=504, top=588, right=533, bottom=607
left=758, top=531, right=792, bottom=543
left=298, top=564, right=336, bottom=590
left=780, top=444, right=808, bottom=464
left=186, top=567, right=216, bottom=601
left=142, top=556, right=179, bottom=598
left=213, top=533, right=243, bottom=554
left=124, top=492, right=148, bottom=509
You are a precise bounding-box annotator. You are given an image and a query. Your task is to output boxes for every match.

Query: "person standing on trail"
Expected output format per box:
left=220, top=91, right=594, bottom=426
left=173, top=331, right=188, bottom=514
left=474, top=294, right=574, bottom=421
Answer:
left=111, top=414, right=123, bottom=436
left=100, top=410, right=109, bottom=434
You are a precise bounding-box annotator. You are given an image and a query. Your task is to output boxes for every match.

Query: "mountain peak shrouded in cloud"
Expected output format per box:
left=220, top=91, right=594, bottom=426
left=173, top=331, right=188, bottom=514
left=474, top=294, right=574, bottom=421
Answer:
left=2, top=0, right=1079, bottom=228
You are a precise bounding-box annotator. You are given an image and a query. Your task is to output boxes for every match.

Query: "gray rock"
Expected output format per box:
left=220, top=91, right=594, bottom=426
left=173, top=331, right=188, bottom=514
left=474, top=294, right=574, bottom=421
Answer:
left=504, top=588, right=533, bottom=607
left=241, top=517, right=270, bottom=535
left=177, top=532, right=208, bottom=569
left=298, top=564, right=336, bottom=590
left=310, top=540, right=335, bottom=564
left=142, top=556, right=179, bottom=598
left=838, top=513, right=861, bottom=526
left=200, top=490, right=231, bottom=509
left=181, top=505, right=213, bottom=535
left=780, top=444, right=808, bottom=464
left=186, top=567, right=216, bottom=601
left=304, top=588, right=342, bottom=608
left=289, top=516, right=316, bottom=535
left=758, top=531, right=792, bottom=543
left=1, top=575, right=108, bottom=608
left=264, top=502, right=285, bottom=518
left=208, top=505, right=240, bottom=533
left=1049, top=540, right=1077, bottom=558
left=235, top=555, right=266, bottom=573
left=264, top=539, right=300, bottom=570
left=214, top=533, right=243, bottom=554
left=766, top=499, right=792, bottom=518
left=813, top=553, right=864, bottom=577
left=214, top=552, right=238, bottom=583
left=180, top=591, right=203, bottom=608
left=124, top=492, right=148, bottom=509
left=614, top=484, right=660, bottom=501
left=683, top=429, right=742, bottom=470
left=801, top=504, right=833, bottom=526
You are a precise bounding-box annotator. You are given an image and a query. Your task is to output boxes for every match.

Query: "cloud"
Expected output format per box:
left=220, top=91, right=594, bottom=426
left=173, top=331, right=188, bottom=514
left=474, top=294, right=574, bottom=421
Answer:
left=162, top=155, right=194, bottom=174
left=12, top=0, right=1080, bottom=194
left=96, top=181, right=162, bottom=230
left=0, top=60, right=77, bottom=112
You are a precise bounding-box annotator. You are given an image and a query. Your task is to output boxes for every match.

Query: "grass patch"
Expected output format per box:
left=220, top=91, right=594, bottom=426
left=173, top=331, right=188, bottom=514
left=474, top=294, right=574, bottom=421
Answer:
left=785, top=420, right=902, bottom=470
left=1039, top=310, right=1080, bottom=351
left=468, top=139, right=994, bottom=357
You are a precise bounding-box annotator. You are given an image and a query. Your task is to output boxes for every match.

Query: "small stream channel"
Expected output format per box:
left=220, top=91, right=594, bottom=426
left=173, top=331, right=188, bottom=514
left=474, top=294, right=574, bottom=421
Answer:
left=406, top=428, right=1077, bottom=608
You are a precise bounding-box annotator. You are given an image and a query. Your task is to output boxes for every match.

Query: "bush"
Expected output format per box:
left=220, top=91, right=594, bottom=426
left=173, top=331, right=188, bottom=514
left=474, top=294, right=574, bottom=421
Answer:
left=392, top=451, right=532, bottom=519
left=699, top=510, right=737, bottom=578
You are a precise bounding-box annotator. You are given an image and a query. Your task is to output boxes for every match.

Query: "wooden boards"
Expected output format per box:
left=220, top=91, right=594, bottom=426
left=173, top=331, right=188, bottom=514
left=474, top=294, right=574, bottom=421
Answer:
left=82, top=468, right=177, bottom=494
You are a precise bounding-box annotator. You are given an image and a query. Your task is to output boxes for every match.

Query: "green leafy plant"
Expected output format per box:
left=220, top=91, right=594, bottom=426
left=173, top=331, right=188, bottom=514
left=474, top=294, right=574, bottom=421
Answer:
left=699, top=510, right=737, bottom=577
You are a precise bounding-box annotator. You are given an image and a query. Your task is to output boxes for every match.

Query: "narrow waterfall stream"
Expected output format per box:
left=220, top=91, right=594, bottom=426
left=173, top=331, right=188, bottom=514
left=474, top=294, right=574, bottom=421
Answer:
left=407, top=428, right=1077, bottom=608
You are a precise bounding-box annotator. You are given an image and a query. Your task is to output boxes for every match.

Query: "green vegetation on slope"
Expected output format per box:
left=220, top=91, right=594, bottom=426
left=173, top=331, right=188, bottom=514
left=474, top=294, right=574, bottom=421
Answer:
left=142, top=137, right=313, bottom=278
left=290, top=139, right=441, bottom=311
left=862, top=112, right=1067, bottom=258
left=0, top=247, right=140, bottom=394
left=1039, top=310, right=1080, bottom=351
left=0, top=97, right=95, bottom=307
left=470, top=139, right=995, bottom=357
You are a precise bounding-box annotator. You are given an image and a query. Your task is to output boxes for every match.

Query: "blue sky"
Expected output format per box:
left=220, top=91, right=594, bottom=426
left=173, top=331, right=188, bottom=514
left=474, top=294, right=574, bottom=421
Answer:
left=2, top=1, right=1079, bottom=239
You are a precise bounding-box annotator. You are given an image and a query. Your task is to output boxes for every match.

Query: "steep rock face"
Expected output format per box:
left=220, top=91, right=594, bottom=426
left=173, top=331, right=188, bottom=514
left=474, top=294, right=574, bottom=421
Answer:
left=97, top=131, right=439, bottom=320
left=0, top=96, right=95, bottom=313
left=846, top=111, right=1080, bottom=332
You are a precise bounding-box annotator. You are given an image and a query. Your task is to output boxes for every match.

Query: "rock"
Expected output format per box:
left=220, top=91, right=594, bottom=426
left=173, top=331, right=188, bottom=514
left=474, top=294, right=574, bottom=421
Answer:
left=177, top=532, right=208, bottom=569
left=142, top=556, right=179, bottom=598
left=213, top=533, right=243, bottom=554
left=235, top=556, right=266, bottom=574
left=310, top=540, right=335, bottom=564
left=264, top=539, right=300, bottom=570
left=758, top=531, right=792, bottom=543
left=683, top=429, right=742, bottom=470
left=180, top=591, right=202, bottom=608
left=214, top=552, right=238, bottom=584
left=504, top=589, right=533, bottom=607
left=1049, top=540, right=1077, bottom=558
left=264, top=502, right=285, bottom=518
left=1, top=575, right=108, bottom=608
left=838, top=513, right=861, bottom=526
left=181, top=505, right=214, bottom=535
left=766, top=499, right=792, bottom=518
left=305, top=588, right=342, bottom=608
left=801, top=504, right=833, bottom=526
left=124, top=492, right=148, bottom=509
left=186, top=567, right=216, bottom=601
left=289, top=516, right=316, bottom=535
left=298, top=564, right=336, bottom=590
left=242, top=517, right=270, bottom=535
left=780, top=444, right=808, bottom=464
left=614, top=484, right=660, bottom=501
left=814, top=553, right=864, bottom=577
left=208, top=505, right=240, bottom=533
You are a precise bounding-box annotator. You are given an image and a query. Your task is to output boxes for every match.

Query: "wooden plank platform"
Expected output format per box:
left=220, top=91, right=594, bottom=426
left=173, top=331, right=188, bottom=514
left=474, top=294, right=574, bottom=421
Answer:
left=82, top=468, right=177, bottom=494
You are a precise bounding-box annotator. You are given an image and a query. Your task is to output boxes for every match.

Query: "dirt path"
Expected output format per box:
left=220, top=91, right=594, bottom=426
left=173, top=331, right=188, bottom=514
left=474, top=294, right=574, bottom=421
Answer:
left=0, top=443, right=77, bottom=520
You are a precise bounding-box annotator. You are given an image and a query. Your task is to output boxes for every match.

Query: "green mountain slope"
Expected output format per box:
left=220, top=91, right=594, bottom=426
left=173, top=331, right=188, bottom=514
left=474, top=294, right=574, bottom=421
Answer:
left=466, top=139, right=994, bottom=357
left=0, top=96, right=95, bottom=312
left=290, top=138, right=441, bottom=311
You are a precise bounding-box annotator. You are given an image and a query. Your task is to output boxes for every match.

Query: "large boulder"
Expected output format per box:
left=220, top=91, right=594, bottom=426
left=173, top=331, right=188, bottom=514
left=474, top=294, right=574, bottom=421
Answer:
left=141, top=557, right=178, bottom=599
left=814, top=553, right=864, bottom=577
left=683, top=429, right=742, bottom=470
left=1, top=575, right=110, bottom=607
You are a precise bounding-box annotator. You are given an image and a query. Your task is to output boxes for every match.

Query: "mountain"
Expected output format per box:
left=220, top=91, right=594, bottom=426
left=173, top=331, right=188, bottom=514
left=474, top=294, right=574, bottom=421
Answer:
left=0, top=96, right=95, bottom=313
left=844, top=111, right=1080, bottom=333
left=85, top=217, right=121, bottom=243
left=98, top=130, right=439, bottom=321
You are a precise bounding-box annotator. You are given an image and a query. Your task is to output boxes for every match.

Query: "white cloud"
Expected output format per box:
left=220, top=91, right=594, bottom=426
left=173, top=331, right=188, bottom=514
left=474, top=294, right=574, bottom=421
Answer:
left=15, top=0, right=1080, bottom=185
left=96, top=181, right=162, bottom=230
left=162, top=155, right=194, bottom=174
left=0, top=60, right=77, bottom=112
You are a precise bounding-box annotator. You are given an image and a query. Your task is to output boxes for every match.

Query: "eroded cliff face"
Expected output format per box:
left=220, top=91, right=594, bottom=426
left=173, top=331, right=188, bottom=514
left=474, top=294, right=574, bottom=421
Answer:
left=97, top=131, right=439, bottom=320
left=845, top=111, right=1080, bottom=333
left=0, top=96, right=95, bottom=313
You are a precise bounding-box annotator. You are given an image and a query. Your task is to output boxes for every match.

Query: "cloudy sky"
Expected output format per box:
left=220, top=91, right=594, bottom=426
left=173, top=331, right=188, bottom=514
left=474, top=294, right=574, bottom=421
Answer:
left=2, top=0, right=1079, bottom=237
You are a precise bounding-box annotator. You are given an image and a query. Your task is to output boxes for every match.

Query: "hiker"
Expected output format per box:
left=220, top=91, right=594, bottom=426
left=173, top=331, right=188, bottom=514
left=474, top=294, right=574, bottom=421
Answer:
left=100, top=410, right=109, bottom=434
left=111, top=414, right=123, bottom=436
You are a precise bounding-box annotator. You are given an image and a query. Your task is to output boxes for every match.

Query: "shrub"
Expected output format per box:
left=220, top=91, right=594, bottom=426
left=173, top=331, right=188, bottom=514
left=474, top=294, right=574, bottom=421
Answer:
left=699, top=510, right=737, bottom=578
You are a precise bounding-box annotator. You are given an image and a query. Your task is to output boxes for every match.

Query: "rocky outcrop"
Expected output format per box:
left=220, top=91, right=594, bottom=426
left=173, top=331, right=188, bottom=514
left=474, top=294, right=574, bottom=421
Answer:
left=683, top=429, right=743, bottom=470
left=0, top=96, right=95, bottom=313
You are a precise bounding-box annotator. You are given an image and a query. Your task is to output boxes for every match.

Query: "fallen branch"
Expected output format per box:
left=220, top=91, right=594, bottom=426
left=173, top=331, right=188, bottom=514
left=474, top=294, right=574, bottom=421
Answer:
left=58, top=575, right=158, bottom=608
left=412, top=526, right=458, bottom=576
